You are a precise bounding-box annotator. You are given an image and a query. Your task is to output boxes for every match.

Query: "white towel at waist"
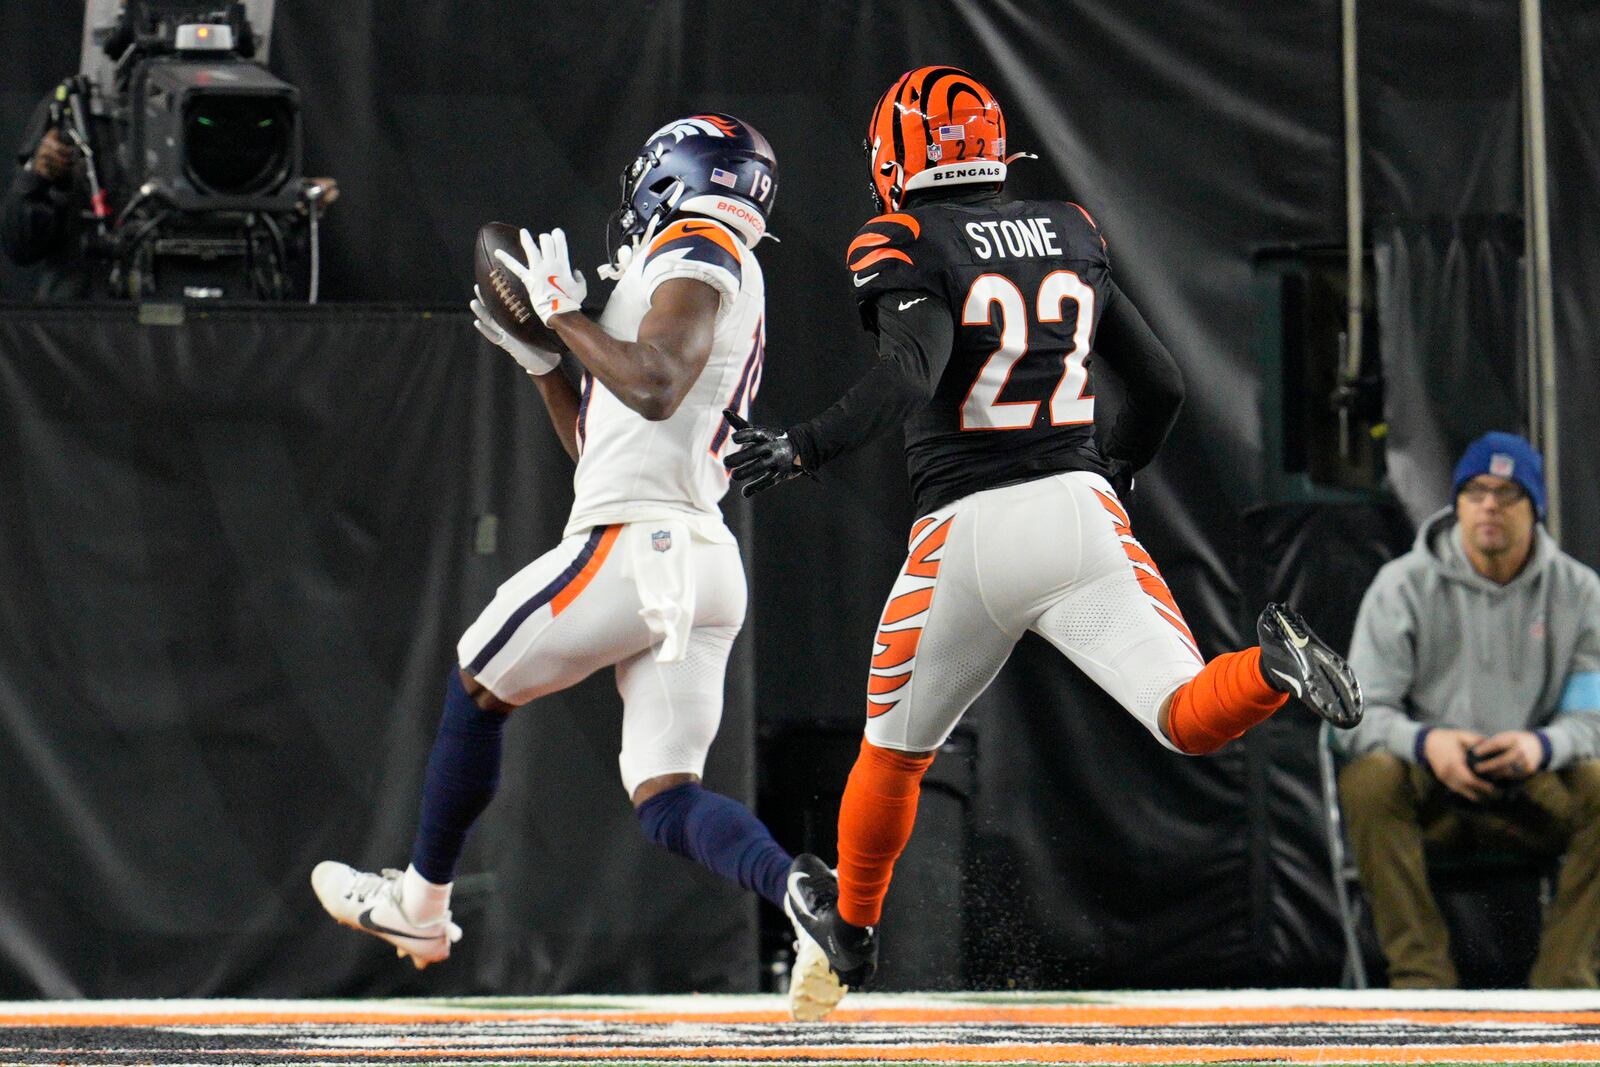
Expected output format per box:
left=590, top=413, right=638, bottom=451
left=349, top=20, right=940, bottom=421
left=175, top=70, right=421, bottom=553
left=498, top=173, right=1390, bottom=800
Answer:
left=622, top=519, right=698, bottom=662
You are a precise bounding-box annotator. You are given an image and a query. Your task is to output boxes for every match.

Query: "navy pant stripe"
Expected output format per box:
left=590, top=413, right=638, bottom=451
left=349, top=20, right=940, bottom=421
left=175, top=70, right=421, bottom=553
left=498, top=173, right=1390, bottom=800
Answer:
left=466, top=526, right=607, bottom=675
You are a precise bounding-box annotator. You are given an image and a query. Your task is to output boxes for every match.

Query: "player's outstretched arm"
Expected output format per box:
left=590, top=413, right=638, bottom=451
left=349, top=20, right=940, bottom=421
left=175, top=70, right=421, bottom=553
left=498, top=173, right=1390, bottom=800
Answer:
left=494, top=228, right=716, bottom=422
left=787, top=291, right=953, bottom=465
left=723, top=291, right=951, bottom=497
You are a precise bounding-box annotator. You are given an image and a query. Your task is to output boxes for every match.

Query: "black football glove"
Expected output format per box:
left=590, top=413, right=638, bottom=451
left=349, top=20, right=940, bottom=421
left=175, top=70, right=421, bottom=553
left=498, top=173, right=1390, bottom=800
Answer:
left=722, top=409, right=806, bottom=498
left=1107, top=458, right=1136, bottom=505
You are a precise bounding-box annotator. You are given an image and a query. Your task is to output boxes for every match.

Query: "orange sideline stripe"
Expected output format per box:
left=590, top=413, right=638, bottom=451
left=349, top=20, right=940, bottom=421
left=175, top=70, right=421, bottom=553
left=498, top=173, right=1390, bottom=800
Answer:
left=208, top=1043, right=1600, bottom=1062
left=12, top=1003, right=1600, bottom=1027
left=11, top=1004, right=1600, bottom=1028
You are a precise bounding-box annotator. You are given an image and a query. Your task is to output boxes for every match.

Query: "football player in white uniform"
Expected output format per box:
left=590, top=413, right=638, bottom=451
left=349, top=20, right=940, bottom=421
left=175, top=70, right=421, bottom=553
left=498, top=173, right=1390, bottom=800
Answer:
left=312, top=114, right=841, bottom=1018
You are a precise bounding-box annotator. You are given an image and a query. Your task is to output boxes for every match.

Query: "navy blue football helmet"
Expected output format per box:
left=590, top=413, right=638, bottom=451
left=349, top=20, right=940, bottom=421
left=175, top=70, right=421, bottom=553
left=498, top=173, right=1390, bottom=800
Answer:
left=609, top=113, right=778, bottom=256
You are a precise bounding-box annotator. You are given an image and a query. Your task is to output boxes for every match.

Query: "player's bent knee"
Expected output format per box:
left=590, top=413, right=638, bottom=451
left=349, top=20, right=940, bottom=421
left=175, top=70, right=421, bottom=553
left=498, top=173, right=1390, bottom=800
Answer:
left=459, top=668, right=516, bottom=714
left=631, top=772, right=700, bottom=808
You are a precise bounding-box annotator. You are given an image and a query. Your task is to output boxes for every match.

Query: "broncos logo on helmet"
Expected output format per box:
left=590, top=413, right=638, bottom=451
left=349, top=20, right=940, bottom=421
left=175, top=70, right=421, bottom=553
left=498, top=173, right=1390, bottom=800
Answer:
left=608, top=112, right=778, bottom=262
left=865, top=66, right=1007, bottom=212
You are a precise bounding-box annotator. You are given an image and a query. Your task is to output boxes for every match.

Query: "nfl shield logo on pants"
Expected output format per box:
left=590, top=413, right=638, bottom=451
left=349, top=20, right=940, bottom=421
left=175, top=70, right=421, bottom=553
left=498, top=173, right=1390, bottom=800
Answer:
left=651, top=529, right=672, bottom=553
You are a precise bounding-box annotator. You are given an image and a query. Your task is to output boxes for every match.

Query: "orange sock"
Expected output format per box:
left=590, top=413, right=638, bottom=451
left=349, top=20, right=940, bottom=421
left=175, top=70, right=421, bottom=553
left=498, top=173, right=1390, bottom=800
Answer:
left=1164, top=647, right=1288, bottom=755
left=835, top=738, right=935, bottom=928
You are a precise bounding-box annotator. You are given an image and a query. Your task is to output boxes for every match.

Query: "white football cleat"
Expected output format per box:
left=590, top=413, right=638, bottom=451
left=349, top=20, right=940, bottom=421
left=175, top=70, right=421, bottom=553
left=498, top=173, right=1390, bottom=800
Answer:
left=311, top=861, right=462, bottom=970
left=787, top=925, right=848, bottom=1021
left=784, top=857, right=849, bottom=1022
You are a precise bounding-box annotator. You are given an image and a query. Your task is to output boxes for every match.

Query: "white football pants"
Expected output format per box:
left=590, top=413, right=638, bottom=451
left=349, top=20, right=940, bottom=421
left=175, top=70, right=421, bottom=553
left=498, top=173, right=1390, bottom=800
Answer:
left=457, top=521, right=746, bottom=796
left=863, top=471, right=1204, bottom=754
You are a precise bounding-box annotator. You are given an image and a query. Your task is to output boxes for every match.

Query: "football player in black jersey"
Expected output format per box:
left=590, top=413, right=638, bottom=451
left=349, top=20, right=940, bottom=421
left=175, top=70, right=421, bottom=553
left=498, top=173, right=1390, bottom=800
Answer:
left=726, top=67, right=1363, bottom=994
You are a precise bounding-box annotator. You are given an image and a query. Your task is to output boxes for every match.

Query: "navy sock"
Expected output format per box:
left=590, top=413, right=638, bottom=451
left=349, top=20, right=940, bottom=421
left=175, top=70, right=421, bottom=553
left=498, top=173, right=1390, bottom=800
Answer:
left=635, top=782, right=792, bottom=907
left=409, top=670, right=508, bottom=885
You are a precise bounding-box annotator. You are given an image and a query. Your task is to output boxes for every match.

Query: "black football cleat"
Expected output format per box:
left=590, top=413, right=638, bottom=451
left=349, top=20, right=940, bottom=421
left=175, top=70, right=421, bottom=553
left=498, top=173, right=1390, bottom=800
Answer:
left=1258, top=603, right=1364, bottom=729
left=783, top=854, right=878, bottom=1014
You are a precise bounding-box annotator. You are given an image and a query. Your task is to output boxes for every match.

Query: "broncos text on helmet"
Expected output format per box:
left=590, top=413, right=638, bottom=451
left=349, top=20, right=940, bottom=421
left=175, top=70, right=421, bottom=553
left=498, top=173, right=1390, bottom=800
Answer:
left=609, top=113, right=778, bottom=263
left=865, top=66, right=1007, bottom=213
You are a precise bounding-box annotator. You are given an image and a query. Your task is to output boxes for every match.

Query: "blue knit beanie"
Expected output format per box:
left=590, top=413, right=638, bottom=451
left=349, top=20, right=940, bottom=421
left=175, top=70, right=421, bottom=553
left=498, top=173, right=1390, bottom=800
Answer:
left=1452, top=431, right=1546, bottom=520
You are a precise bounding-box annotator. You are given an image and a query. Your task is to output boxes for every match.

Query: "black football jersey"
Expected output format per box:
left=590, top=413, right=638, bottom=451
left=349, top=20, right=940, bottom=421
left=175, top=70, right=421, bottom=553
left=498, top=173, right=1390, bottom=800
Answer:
left=847, top=194, right=1113, bottom=515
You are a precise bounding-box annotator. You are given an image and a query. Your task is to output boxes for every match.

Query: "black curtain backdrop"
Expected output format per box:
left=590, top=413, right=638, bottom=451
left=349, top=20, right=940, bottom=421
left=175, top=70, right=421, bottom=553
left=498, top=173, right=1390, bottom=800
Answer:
left=0, top=306, right=755, bottom=997
left=0, top=0, right=1597, bottom=995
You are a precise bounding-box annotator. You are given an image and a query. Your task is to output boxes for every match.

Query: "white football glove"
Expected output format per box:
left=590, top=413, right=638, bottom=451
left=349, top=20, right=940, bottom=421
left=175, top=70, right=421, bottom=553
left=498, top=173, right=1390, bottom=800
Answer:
left=470, top=284, right=560, bottom=376
left=493, top=227, right=588, bottom=326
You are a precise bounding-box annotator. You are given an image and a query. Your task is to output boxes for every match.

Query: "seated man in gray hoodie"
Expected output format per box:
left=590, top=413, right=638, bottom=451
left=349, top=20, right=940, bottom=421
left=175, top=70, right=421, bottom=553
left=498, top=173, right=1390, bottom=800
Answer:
left=1337, top=431, right=1600, bottom=988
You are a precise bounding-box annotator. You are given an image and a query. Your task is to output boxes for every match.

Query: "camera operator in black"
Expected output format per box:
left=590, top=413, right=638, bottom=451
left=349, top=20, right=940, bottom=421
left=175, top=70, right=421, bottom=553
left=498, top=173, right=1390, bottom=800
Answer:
left=1, top=93, right=120, bottom=299
left=5, top=2, right=339, bottom=302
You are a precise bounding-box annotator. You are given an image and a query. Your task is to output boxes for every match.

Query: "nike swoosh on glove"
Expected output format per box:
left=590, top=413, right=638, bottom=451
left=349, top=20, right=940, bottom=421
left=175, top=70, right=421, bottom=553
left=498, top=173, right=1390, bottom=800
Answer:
left=722, top=409, right=806, bottom=498
left=493, top=226, right=589, bottom=326
left=470, top=285, right=560, bottom=376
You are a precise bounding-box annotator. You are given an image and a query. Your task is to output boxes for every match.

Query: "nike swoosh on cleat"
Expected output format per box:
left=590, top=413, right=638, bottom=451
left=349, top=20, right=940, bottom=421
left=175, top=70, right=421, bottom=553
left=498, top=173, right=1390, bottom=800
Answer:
left=897, top=297, right=927, bottom=311
left=359, top=908, right=436, bottom=942
left=1275, top=611, right=1310, bottom=648
left=787, top=873, right=817, bottom=921
left=1271, top=668, right=1304, bottom=700
left=853, top=272, right=880, bottom=288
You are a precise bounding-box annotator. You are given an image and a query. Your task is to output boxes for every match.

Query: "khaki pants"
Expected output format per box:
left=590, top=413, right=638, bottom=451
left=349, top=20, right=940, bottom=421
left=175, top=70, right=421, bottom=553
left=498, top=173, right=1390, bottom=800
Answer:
left=1339, top=753, right=1600, bottom=988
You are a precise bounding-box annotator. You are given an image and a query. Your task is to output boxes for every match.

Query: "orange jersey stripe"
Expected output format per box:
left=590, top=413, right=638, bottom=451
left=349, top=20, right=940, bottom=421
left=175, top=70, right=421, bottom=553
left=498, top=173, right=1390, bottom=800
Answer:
left=551, top=525, right=620, bottom=615
left=1132, top=567, right=1181, bottom=617
left=846, top=232, right=891, bottom=260
left=649, top=218, right=742, bottom=262
left=868, top=672, right=912, bottom=696
left=848, top=247, right=913, bottom=272
left=866, top=212, right=922, bottom=238
left=1136, top=572, right=1196, bottom=643
left=872, top=627, right=922, bottom=670
left=866, top=698, right=896, bottom=718
left=908, top=516, right=936, bottom=545
left=1121, top=539, right=1161, bottom=573
left=1093, top=487, right=1131, bottom=530
left=881, top=587, right=934, bottom=625
left=906, top=518, right=953, bottom=578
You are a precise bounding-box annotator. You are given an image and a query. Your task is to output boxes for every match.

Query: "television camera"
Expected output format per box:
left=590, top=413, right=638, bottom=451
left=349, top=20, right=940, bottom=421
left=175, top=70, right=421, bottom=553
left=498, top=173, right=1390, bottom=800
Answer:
left=70, top=1, right=325, bottom=300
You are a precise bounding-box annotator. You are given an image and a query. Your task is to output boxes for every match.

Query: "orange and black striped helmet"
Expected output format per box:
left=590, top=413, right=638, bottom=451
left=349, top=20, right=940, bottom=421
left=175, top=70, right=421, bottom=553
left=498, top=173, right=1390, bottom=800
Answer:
left=865, top=66, right=1007, bottom=212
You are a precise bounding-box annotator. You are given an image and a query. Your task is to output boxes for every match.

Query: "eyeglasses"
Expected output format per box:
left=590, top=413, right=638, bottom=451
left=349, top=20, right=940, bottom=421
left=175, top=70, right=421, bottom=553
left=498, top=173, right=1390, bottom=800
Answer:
left=1459, top=480, right=1528, bottom=507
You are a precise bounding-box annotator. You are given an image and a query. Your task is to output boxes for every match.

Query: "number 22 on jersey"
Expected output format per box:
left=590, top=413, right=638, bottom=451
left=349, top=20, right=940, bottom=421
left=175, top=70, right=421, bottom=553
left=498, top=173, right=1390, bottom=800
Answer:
left=959, top=270, right=1096, bottom=431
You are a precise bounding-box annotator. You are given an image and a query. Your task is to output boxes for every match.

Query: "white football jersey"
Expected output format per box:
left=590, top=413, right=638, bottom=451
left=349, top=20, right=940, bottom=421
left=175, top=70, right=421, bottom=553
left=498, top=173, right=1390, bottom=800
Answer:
left=563, top=217, right=766, bottom=540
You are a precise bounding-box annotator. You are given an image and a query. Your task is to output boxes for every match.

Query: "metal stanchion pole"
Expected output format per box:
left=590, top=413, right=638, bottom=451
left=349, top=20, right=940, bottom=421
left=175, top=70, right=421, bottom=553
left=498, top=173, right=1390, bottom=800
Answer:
left=1522, top=0, right=1560, bottom=537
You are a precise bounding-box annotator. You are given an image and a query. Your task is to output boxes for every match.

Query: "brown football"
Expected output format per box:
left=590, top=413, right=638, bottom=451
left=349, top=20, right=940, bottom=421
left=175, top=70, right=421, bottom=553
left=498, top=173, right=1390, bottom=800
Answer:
left=474, top=222, right=563, bottom=354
